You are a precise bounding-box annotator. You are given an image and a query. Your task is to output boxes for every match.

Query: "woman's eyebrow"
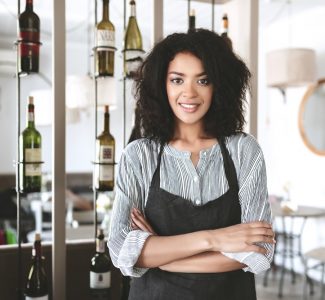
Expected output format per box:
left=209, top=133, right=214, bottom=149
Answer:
left=167, top=71, right=207, bottom=76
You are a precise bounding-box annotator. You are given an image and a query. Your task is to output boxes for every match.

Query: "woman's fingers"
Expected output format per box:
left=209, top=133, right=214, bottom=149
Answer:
left=131, top=220, right=139, bottom=230
left=211, top=221, right=276, bottom=253
left=131, top=208, right=156, bottom=235
left=246, top=221, right=272, bottom=229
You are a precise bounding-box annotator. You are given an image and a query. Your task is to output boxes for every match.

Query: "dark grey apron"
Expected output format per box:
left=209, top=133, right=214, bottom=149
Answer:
left=128, top=138, right=256, bottom=300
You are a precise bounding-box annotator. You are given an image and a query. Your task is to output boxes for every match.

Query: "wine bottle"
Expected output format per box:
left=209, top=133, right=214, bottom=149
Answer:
left=94, top=105, right=115, bottom=191
left=90, top=229, right=111, bottom=299
left=188, top=9, right=196, bottom=31
left=221, top=13, right=232, bottom=50
left=25, top=233, right=49, bottom=299
left=124, top=0, right=143, bottom=78
left=20, top=96, right=42, bottom=193
left=18, top=0, right=40, bottom=74
left=95, top=0, right=115, bottom=77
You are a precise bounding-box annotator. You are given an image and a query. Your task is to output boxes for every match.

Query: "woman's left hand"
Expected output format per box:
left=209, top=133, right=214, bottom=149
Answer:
left=131, top=208, right=157, bottom=235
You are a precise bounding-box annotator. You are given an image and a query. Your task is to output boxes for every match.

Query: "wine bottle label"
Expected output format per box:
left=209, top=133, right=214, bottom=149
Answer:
left=90, top=271, right=111, bottom=288
left=19, top=30, right=40, bottom=42
left=99, top=146, right=114, bottom=163
left=25, top=148, right=41, bottom=162
left=25, top=295, right=48, bottom=300
left=25, top=163, right=42, bottom=177
left=96, top=30, right=115, bottom=48
left=124, top=50, right=144, bottom=77
left=25, top=148, right=42, bottom=176
left=99, top=165, right=114, bottom=181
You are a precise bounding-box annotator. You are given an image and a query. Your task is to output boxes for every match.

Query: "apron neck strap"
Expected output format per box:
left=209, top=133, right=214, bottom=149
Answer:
left=218, top=137, right=239, bottom=192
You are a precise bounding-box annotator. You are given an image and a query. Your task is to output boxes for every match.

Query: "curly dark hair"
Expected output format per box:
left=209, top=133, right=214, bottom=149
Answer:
left=129, top=28, right=251, bottom=144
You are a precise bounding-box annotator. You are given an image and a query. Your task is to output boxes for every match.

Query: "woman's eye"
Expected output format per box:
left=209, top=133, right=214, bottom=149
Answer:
left=171, top=78, right=183, bottom=85
left=198, top=78, right=210, bottom=86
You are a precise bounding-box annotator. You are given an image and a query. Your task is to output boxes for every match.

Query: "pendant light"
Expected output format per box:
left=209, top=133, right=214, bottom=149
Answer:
left=265, top=0, right=317, bottom=101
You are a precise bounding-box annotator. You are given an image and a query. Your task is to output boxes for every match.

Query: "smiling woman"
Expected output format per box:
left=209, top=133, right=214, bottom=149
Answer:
left=108, top=29, right=274, bottom=300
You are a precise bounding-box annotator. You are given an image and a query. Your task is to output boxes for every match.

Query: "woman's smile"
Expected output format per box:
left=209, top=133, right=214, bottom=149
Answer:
left=178, top=102, right=201, bottom=113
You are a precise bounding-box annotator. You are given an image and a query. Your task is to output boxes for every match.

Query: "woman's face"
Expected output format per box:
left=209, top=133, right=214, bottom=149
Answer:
left=166, top=52, right=213, bottom=128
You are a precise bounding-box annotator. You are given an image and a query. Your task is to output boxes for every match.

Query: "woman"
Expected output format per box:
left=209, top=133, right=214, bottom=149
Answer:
left=108, top=29, right=275, bottom=299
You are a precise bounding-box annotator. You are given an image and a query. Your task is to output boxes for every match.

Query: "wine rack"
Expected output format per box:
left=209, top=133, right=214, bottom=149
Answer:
left=14, top=0, right=45, bottom=298
left=92, top=0, right=116, bottom=241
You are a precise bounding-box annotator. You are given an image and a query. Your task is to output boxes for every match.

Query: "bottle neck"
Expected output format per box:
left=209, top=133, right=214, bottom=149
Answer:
left=25, top=0, right=33, bottom=11
left=33, top=240, right=42, bottom=259
left=189, top=16, right=195, bottom=30
left=96, top=237, right=106, bottom=253
left=102, top=0, right=109, bottom=21
left=222, top=19, right=228, bottom=35
left=130, top=3, right=136, bottom=17
left=27, top=104, right=35, bottom=128
left=103, top=112, right=110, bottom=132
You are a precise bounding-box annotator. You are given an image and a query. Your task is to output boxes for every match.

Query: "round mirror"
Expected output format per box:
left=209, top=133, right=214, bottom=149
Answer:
left=298, top=79, right=325, bottom=156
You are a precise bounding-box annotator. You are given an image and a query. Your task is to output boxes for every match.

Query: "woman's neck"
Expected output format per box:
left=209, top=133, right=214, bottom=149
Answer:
left=170, top=121, right=217, bottom=151
left=173, top=121, right=208, bottom=143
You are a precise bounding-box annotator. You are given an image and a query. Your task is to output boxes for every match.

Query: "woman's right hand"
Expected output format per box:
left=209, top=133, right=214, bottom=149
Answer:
left=209, top=221, right=275, bottom=254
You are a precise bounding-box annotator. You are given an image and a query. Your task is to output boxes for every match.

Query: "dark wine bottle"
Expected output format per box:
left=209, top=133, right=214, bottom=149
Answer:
left=18, top=0, right=40, bottom=74
left=94, top=105, right=115, bottom=191
left=90, top=229, right=111, bottom=299
left=20, top=96, right=42, bottom=193
left=95, top=0, right=115, bottom=77
left=221, top=13, right=232, bottom=50
left=25, top=233, right=49, bottom=299
left=124, top=0, right=143, bottom=78
left=188, top=9, right=196, bottom=31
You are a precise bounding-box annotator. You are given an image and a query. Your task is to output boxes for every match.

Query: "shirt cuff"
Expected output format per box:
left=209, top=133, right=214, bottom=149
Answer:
left=117, top=230, right=153, bottom=277
left=221, top=251, right=271, bottom=274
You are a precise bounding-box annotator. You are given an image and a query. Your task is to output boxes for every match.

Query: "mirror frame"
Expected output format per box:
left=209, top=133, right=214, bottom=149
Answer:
left=298, top=78, right=325, bottom=156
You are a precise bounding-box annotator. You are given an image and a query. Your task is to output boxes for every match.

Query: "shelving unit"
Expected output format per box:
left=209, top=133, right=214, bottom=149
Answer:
left=14, top=2, right=44, bottom=298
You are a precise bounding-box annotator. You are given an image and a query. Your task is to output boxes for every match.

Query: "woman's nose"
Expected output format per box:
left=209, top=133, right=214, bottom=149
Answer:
left=182, top=82, right=197, bottom=98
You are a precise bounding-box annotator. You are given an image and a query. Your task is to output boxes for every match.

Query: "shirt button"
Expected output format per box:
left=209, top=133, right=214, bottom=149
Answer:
left=194, top=176, right=198, bottom=182
left=195, top=199, right=201, bottom=205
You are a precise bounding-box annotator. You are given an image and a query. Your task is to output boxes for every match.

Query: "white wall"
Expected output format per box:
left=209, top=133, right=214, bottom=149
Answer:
left=258, top=2, right=325, bottom=273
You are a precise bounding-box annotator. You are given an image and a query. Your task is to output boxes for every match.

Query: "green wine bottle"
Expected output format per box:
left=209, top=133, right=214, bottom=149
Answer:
left=25, top=233, right=49, bottom=299
left=18, top=0, right=40, bottom=74
left=90, top=229, right=111, bottom=299
left=94, top=105, right=115, bottom=191
left=95, top=0, right=115, bottom=77
left=221, top=13, right=232, bottom=50
left=20, top=96, right=42, bottom=193
left=124, top=0, right=143, bottom=78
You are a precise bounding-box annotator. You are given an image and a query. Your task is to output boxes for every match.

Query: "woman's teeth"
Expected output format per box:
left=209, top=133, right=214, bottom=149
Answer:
left=180, top=103, right=198, bottom=108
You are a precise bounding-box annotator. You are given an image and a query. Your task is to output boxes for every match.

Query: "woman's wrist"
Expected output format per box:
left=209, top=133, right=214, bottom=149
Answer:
left=200, top=230, right=215, bottom=252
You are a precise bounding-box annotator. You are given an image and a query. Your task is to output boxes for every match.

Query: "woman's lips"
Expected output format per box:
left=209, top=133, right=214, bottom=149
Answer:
left=179, top=103, right=200, bottom=113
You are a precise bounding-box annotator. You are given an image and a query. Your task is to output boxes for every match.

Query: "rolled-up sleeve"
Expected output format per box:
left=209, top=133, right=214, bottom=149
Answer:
left=108, top=151, right=152, bottom=277
left=222, top=136, right=274, bottom=274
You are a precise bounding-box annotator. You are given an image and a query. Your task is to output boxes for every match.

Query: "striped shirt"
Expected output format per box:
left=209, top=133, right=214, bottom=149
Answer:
left=108, top=133, right=274, bottom=277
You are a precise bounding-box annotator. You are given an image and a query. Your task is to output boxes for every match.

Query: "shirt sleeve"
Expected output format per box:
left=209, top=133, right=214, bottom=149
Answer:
left=221, top=135, right=274, bottom=274
left=108, top=149, right=153, bottom=277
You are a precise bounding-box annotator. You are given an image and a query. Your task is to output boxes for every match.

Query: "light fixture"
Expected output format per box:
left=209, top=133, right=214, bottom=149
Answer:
left=266, top=48, right=317, bottom=89
left=265, top=1, right=317, bottom=101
